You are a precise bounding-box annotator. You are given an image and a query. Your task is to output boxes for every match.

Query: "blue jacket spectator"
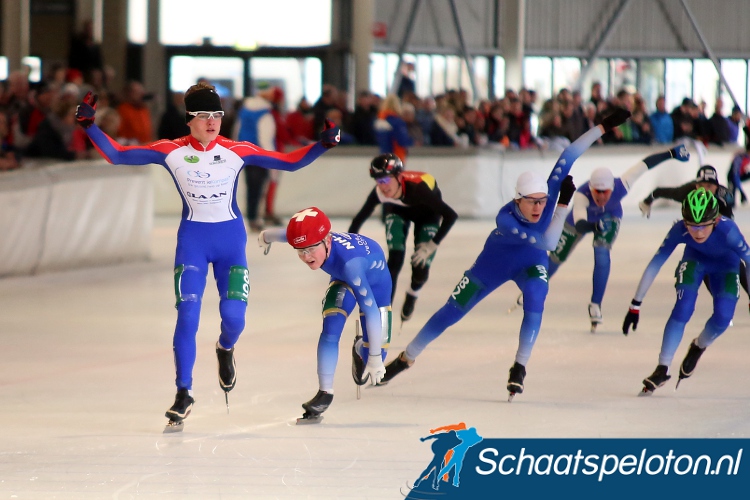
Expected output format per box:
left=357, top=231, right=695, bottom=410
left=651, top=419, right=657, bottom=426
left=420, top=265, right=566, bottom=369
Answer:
left=650, top=96, right=673, bottom=144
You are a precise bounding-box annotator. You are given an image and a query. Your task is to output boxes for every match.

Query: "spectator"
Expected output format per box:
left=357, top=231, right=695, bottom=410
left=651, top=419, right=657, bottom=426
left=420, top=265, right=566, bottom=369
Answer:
left=286, top=97, right=315, bottom=145
left=158, top=91, right=190, bottom=140
left=374, top=94, right=413, bottom=161
left=429, top=106, right=461, bottom=147
left=707, top=98, right=731, bottom=145
left=67, top=19, right=103, bottom=77
left=727, top=105, right=744, bottom=144
left=650, top=95, right=674, bottom=144
left=0, top=110, right=20, bottom=171
left=671, top=97, right=696, bottom=140
left=401, top=102, right=425, bottom=146
left=117, top=80, right=153, bottom=144
left=349, top=90, right=378, bottom=146
left=312, top=84, right=338, bottom=139
left=26, top=100, right=89, bottom=160
left=397, top=61, right=417, bottom=98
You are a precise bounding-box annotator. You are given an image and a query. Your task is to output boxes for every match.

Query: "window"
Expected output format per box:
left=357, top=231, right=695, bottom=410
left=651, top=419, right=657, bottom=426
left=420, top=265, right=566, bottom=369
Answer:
left=170, top=56, right=244, bottom=99
left=721, top=59, right=747, bottom=116
left=493, top=56, right=505, bottom=100
left=693, top=59, right=719, bottom=114
left=552, top=57, right=580, bottom=95
left=251, top=57, right=322, bottom=113
left=524, top=57, right=552, bottom=104
left=612, top=58, right=637, bottom=94
left=580, top=58, right=609, bottom=101
left=665, top=59, right=692, bottom=111
left=638, top=59, right=665, bottom=113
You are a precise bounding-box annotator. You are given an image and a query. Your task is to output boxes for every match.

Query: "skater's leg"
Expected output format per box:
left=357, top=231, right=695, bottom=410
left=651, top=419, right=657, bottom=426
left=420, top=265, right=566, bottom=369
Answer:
left=173, top=262, right=208, bottom=390
left=319, top=282, right=357, bottom=391
left=696, top=272, right=740, bottom=348
left=514, top=265, right=549, bottom=365
left=385, top=213, right=409, bottom=299
left=657, top=288, right=698, bottom=366
left=404, top=270, right=495, bottom=361
left=591, top=246, right=611, bottom=305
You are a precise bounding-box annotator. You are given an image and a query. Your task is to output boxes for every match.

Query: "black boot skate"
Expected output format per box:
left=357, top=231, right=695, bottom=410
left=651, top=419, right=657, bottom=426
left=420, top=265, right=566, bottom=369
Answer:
left=379, top=351, right=413, bottom=385
left=507, top=362, right=526, bottom=402
left=297, top=390, right=334, bottom=425
left=352, top=335, right=366, bottom=386
left=164, top=388, right=194, bottom=433
left=401, top=292, right=418, bottom=322
left=216, top=342, right=236, bottom=392
left=677, top=340, right=706, bottom=389
left=640, top=364, right=671, bottom=396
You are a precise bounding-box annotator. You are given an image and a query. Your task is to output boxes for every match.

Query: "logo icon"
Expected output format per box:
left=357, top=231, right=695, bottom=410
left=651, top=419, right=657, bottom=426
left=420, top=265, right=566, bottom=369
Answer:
left=184, top=155, right=200, bottom=164
left=187, top=170, right=210, bottom=178
left=214, top=155, right=221, bottom=162
left=407, top=423, right=483, bottom=495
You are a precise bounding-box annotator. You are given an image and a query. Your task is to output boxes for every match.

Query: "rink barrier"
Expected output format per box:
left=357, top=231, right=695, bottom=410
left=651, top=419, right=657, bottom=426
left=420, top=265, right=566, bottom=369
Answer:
left=148, top=143, right=740, bottom=218
left=0, top=160, right=152, bottom=277
left=2, top=143, right=738, bottom=277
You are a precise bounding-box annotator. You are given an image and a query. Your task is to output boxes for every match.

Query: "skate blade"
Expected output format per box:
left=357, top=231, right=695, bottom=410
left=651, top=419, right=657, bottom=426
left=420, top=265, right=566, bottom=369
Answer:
left=637, top=388, right=654, bottom=397
left=675, top=379, right=683, bottom=391
left=356, top=385, right=361, bottom=400
left=296, top=415, right=323, bottom=425
left=508, top=392, right=516, bottom=402
left=163, top=420, right=184, bottom=433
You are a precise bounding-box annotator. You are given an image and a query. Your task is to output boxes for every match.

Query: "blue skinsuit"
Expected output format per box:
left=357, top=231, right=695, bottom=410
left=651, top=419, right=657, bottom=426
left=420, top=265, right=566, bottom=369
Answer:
left=311, top=232, right=392, bottom=391
left=402, top=126, right=604, bottom=368
left=85, top=124, right=329, bottom=390
left=632, top=218, right=750, bottom=366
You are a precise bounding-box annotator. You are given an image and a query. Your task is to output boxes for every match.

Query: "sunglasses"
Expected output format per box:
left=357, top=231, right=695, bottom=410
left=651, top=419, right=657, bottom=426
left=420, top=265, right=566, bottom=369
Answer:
left=592, top=189, right=611, bottom=194
left=520, top=195, right=548, bottom=206
left=685, top=222, right=714, bottom=231
left=188, top=111, right=225, bottom=120
left=375, top=176, right=393, bottom=185
left=296, top=242, right=324, bottom=256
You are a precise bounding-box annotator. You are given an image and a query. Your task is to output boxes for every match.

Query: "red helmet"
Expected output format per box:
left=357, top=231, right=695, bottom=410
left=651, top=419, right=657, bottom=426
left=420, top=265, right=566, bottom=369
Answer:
left=286, top=207, right=332, bottom=248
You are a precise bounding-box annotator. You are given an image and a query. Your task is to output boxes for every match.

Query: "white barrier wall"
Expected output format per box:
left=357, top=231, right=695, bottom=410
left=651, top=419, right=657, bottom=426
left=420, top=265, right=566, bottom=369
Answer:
left=0, top=161, right=153, bottom=277
left=150, top=143, right=740, bottom=219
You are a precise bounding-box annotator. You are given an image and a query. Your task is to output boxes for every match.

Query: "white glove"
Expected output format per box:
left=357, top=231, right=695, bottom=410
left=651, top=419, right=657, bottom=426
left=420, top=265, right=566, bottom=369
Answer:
left=638, top=200, right=651, bottom=219
left=364, top=353, right=386, bottom=385
left=258, top=231, right=272, bottom=255
left=411, top=240, right=438, bottom=268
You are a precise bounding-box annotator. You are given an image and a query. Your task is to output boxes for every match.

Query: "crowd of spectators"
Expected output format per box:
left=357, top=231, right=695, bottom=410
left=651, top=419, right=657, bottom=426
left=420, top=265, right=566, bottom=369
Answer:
left=2, top=47, right=749, bottom=172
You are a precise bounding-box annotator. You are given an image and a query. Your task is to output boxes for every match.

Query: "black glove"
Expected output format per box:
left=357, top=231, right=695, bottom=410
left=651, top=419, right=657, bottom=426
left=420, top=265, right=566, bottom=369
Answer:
left=557, top=175, right=576, bottom=206
left=622, top=299, right=642, bottom=335
left=320, top=119, right=341, bottom=149
left=75, top=91, right=98, bottom=129
left=600, top=107, right=631, bottom=132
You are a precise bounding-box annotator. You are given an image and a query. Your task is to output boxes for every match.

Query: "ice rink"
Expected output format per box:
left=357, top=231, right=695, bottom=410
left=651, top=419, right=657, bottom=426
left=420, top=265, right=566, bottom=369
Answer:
left=2, top=208, right=749, bottom=499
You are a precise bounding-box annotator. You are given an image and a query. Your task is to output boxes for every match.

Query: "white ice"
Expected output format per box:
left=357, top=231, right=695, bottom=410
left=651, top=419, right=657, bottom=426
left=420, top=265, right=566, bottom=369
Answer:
left=1, top=208, right=749, bottom=499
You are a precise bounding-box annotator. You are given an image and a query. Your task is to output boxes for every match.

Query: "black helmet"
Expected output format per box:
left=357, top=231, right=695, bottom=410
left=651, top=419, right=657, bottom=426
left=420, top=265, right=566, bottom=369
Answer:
left=695, top=165, right=719, bottom=185
left=370, top=153, right=404, bottom=179
left=682, top=187, right=719, bottom=224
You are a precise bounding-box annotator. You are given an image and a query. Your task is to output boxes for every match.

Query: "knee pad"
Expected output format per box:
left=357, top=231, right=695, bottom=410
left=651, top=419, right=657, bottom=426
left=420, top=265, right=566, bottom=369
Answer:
left=592, top=217, right=620, bottom=248
left=385, top=214, right=408, bottom=251
left=322, top=281, right=356, bottom=318
left=550, top=224, right=579, bottom=263
left=448, top=272, right=486, bottom=312
left=226, top=265, right=250, bottom=302
left=174, top=264, right=203, bottom=308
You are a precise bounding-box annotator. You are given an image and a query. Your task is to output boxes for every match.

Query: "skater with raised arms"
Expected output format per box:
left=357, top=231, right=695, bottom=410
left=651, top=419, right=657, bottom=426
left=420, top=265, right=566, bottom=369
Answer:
left=348, top=153, right=458, bottom=324
left=74, top=83, right=340, bottom=431
left=258, top=207, right=392, bottom=423
left=622, top=188, right=750, bottom=395
left=544, top=144, right=690, bottom=332
left=378, top=107, right=632, bottom=401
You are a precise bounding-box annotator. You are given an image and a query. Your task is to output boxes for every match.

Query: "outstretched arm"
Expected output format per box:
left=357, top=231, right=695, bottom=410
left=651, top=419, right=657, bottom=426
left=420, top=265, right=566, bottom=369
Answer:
left=621, top=145, right=690, bottom=192
left=234, top=119, right=340, bottom=172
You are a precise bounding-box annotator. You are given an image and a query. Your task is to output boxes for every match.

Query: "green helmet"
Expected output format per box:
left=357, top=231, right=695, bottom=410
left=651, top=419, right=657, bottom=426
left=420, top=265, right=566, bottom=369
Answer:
left=682, top=187, right=719, bottom=224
